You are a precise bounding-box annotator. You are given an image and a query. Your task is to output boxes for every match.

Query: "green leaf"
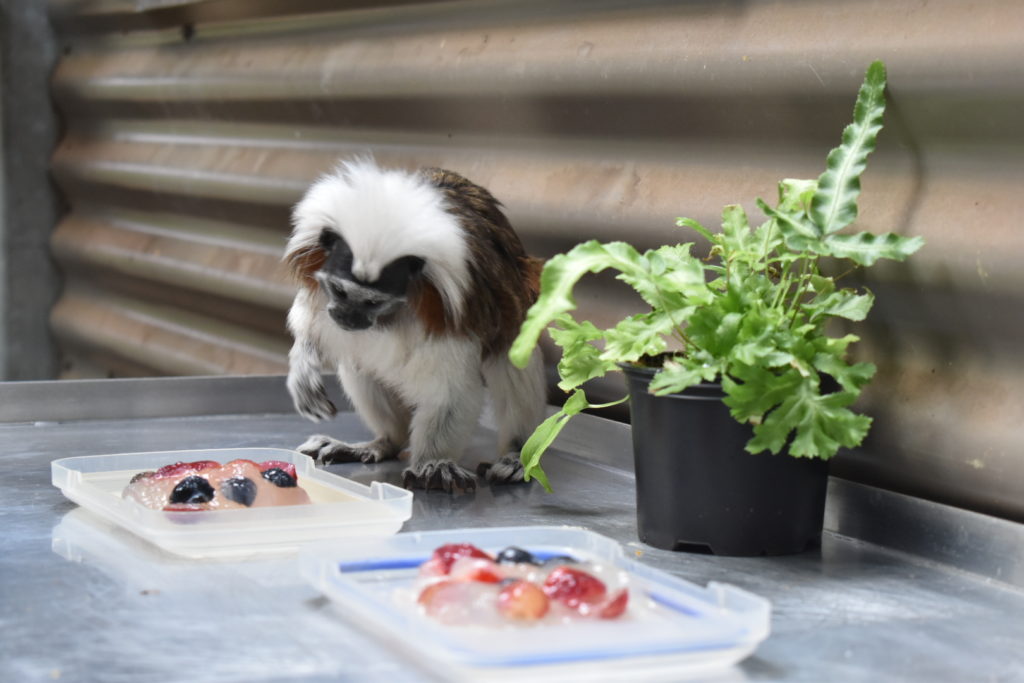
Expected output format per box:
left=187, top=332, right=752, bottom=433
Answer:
left=813, top=354, right=877, bottom=393
left=806, top=289, right=875, bottom=322
left=809, top=274, right=835, bottom=296
left=810, top=60, right=888, bottom=235
left=548, top=315, right=616, bottom=391
left=648, top=357, right=719, bottom=395
left=824, top=232, right=925, bottom=266
left=728, top=307, right=795, bottom=368
left=510, top=241, right=646, bottom=368
left=600, top=311, right=682, bottom=364
left=819, top=333, right=861, bottom=356
left=720, top=204, right=752, bottom=252
left=746, top=381, right=872, bottom=458
left=752, top=218, right=783, bottom=255
left=723, top=365, right=804, bottom=424
left=676, top=217, right=716, bottom=244
left=686, top=309, right=743, bottom=358
left=757, top=199, right=824, bottom=252
left=777, top=178, right=818, bottom=214
left=789, top=393, right=873, bottom=458
left=654, top=245, right=713, bottom=305
left=518, top=389, right=590, bottom=491
left=518, top=390, right=627, bottom=491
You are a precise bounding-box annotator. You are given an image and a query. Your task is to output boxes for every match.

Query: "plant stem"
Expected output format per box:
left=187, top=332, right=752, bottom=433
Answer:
left=785, top=255, right=813, bottom=323
left=771, top=264, right=794, bottom=310
left=760, top=219, right=777, bottom=278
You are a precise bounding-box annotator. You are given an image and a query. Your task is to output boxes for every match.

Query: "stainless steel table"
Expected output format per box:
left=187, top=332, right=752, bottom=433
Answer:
left=2, top=376, right=1022, bottom=682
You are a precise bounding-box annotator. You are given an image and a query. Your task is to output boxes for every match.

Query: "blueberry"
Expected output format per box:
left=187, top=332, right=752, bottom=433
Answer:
left=543, top=554, right=578, bottom=566
left=495, top=546, right=538, bottom=565
left=262, top=467, right=297, bottom=488
left=221, top=477, right=257, bottom=507
left=168, top=476, right=215, bottom=504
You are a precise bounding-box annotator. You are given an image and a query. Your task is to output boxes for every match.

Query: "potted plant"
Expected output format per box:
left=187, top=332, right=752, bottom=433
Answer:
left=508, top=61, right=924, bottom=555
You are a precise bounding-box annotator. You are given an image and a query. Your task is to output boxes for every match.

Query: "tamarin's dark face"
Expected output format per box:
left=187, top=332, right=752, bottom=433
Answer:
left=314, top=229, right=425, bottom=331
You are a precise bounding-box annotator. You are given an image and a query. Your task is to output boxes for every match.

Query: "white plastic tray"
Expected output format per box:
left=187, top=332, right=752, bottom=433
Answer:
left=299, top=526, right=770, bottom=681
left=51, top=448, right=412, bottom=559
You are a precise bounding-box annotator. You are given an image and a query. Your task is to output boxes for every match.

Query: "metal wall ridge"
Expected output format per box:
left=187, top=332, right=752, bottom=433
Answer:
left=52, top=131, right=1022, bottom=292
left=51, top=212, right=295, bottom=310
left=51, top=286, right=289, bottom=377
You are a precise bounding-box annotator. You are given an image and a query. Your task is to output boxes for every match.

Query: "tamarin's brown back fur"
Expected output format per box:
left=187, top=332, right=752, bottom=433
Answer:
left=418, top=168, right=542, bottom=359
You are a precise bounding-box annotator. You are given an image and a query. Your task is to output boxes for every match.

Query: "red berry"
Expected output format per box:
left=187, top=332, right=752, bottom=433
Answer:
left=153, top=460, right=220, bottom=479
left=599, top=589, right=629, bottom=619
left=498, top=580, right=549, bottom=620
left=426, top=543, right=493, bottom=575
left=449, top=557, right=503, bottom=584
left=542, top=566, right=607, bottom=608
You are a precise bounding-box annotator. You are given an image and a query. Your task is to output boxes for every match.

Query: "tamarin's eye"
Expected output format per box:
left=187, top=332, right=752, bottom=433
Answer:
left=329, top=282, right=348, bottom=300
left=319, top=228, right=339, bottom=250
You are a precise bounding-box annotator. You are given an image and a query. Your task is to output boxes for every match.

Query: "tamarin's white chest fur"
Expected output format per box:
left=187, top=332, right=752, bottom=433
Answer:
left=313, top=306, right=482, bottom=408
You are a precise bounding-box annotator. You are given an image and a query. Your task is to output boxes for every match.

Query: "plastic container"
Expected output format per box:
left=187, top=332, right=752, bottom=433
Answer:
left=299, top=526, right=770, bottom=681
left=51, top=448, right=412, bottom=559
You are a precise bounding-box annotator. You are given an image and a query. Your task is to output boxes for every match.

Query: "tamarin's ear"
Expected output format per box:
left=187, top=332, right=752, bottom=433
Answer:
left=285, top=241, right=327, bottom=291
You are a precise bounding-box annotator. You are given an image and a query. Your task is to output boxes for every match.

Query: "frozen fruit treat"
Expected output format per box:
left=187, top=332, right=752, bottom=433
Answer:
left=123, top=459, right=312, bottom=511
left=414, top=543, right=630, bottom=626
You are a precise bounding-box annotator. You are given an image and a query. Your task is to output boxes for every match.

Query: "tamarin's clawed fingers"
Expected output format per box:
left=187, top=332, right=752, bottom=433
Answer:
left=402, top=461, right=477, bottom=494
left=297, top=435, right=401, bottom=466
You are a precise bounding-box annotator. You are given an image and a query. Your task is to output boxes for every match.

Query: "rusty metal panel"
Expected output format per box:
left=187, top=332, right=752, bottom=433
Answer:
left=47, top=0, right=1024, bottom=521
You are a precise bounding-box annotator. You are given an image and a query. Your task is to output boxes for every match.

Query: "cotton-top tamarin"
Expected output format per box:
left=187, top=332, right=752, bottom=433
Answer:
left=284, top=159, right=546, bottom=493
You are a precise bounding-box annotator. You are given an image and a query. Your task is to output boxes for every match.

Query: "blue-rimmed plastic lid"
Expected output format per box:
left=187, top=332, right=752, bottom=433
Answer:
left=299, top=526, right=770, bottom=681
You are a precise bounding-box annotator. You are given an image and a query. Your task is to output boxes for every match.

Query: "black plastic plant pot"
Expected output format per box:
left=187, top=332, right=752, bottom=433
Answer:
left=622, top=364, right=829, bottom=556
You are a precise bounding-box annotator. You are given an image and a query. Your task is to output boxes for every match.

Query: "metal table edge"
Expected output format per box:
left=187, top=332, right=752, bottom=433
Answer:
left=3, top=374, right=1021, bottom=591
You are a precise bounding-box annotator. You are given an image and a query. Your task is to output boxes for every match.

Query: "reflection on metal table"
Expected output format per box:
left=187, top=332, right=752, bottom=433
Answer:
left=2, top=376, right=1022, bottom=682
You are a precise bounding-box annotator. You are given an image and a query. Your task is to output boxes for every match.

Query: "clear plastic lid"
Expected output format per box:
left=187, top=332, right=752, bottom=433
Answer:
left=299, top=526, right=770, bottom=681
left=51, top=448, right=412, bottom=559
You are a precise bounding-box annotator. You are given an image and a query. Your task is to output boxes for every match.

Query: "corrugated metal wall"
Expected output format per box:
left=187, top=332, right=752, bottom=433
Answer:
left=47, top=0, right=1024, bottom=522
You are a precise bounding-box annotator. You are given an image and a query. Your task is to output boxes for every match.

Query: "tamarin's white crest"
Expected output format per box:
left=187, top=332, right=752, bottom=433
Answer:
left=284, top=159, right=546, bottom=493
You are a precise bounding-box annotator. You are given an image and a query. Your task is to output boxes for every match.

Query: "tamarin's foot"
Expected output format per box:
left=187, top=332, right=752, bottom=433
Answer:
left=402, top=460, right=477, bottom=493
left=476, top=455, right=527, bottom=485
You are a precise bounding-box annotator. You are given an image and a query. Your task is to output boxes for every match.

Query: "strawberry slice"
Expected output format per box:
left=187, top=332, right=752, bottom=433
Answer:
left=259, top=460, right=297, bottom=479
left=498, top=579, right=550, bottom=620
left=421, top=543, right=493, bottom=576
left=542, top=566, right=607, bottom=609
left=153, top=460, right=220, bottom=479
left=449, top=557, right=503, bottom=583
left=598, top=588, right=629, bottom=619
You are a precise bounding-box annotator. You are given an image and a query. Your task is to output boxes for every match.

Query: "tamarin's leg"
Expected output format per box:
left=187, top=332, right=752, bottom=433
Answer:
left=478, top=348, right=547, bottom=484
left=401, top=370, right=484, bottom=493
